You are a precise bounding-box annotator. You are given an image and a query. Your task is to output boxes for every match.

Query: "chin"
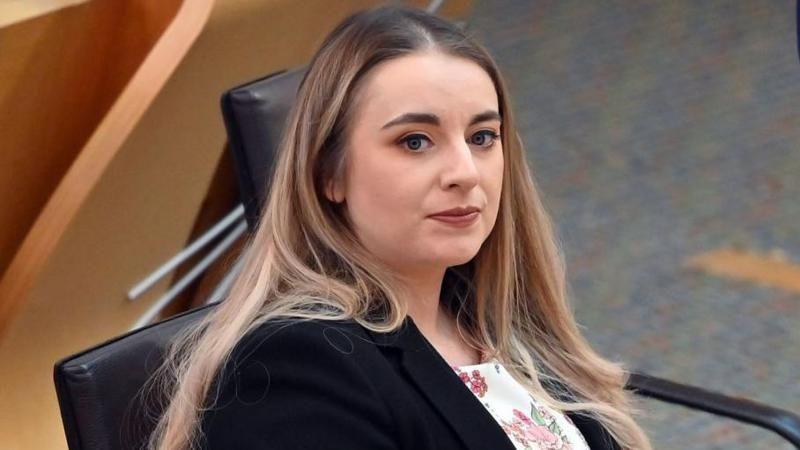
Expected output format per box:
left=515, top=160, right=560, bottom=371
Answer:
left=434, top=245, right=482, bottom=267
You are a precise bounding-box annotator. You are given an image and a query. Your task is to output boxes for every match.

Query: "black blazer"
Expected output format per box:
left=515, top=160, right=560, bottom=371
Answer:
left=200, top=315, right=621, bottom=449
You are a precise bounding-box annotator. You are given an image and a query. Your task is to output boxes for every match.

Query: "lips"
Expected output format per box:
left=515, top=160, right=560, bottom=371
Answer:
left=428, top=206, right=481, bottom=227
left=430, top=208, right=481, bottom=228
left=428, top=206, right=481, bottom=217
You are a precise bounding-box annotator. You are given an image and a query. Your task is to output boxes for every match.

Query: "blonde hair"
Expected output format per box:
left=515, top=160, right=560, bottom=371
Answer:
left=146, top=5, right=652, bottom=449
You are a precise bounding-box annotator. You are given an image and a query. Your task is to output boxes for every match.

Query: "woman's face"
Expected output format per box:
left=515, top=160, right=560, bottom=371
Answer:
left=328, top=50, right=504, bottom=279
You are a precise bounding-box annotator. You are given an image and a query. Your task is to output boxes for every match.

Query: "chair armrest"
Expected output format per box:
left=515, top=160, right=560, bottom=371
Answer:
left=626, top=371, right=800, bottom=447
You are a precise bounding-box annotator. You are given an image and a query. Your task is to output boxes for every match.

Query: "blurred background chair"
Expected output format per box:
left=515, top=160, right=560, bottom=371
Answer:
left=54, top=67, right=800, bottom=450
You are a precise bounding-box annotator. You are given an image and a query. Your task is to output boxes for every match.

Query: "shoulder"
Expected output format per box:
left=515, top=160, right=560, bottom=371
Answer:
left=218, top=318, right=382, bottom=396
left=226, top=317, right=376, bottom=367
left=201, top=317, right=398, bottom=448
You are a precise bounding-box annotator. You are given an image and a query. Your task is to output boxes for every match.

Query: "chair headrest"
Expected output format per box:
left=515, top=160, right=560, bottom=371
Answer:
left=221, top=67, right=306, bottom=229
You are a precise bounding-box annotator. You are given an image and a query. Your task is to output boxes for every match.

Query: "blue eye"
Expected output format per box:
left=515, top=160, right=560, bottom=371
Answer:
left=399, top=133, right=433, bottom=152
left=470, top=130, right=500, bottom=148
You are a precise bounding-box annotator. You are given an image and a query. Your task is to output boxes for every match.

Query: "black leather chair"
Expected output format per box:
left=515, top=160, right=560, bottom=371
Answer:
left=54, top=303, right=217, bottom=450
left=54, top=68, right=800, bottom=450
left=222, top=66, right=305, bottom=230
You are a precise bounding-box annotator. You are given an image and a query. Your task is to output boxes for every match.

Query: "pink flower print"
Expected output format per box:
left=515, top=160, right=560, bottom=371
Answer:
left=535, top=404, right=556, bottom=423
left=513, top=409, right=537, bottom=427
left=452, top=367, right=489, bottom=398
left=469, top=370, right=488, bottom=397
left=500, top=408, right=569, bottom=450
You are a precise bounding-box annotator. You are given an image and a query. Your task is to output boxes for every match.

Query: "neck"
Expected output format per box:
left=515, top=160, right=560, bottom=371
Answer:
left=399, top=266, right=481, bottom=365
left=400, top=266, right=447, bottom=337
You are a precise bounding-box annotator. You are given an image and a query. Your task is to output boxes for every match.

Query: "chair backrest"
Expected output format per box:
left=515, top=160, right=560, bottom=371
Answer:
left=54, top=303, right=216, bottom=450
left=53, top=67, right=305, bottom=450
left=221, top=66, right=305, bottom=229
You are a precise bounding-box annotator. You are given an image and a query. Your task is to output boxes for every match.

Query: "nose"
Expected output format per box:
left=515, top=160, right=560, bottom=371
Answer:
left=439, top=140, right=480, bottom=191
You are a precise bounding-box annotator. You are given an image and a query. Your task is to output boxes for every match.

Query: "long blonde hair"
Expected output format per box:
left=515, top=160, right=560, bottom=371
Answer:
left=146, top=4, right=652, bottom=449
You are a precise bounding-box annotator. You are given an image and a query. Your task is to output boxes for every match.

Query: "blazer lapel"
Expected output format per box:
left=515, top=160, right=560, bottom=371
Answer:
left=366, top=316, right=516, bottom=450
left=566, top=411, right=621, bottom=450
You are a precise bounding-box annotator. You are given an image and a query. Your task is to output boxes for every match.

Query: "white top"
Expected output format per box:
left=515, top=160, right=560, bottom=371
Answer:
left=451, top=359, right=590, bottom=450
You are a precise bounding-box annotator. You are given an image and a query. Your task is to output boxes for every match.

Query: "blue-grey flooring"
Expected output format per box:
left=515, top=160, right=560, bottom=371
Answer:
left=465, top=2, right=800, bottom=448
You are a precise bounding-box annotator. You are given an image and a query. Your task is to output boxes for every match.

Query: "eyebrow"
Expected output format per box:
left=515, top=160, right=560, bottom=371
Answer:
left=380, top=110, right=502, bottom=130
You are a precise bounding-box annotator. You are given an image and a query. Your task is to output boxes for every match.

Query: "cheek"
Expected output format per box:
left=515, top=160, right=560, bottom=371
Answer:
left=344, top=154, right=424, bottom=243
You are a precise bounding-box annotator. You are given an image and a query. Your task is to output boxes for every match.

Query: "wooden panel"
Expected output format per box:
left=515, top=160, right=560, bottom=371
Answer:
left=0, top=0, right=88, bottom=28
left=0, top=0, right=182, bottom=279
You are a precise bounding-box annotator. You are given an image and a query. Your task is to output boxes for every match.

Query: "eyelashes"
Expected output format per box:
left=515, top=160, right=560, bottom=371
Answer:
left=398, top=134, right=432, bottom=152
left=470, top=130, right=500, bottom=148
left=398, top=130, right=501, bottom=153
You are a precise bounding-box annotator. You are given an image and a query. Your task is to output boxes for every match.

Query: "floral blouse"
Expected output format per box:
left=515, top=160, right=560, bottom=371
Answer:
left=451, top=360, right=589, bottom=450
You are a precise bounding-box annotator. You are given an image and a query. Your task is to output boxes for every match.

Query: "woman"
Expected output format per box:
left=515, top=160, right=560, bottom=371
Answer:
left=147, top=5, right=652, bottom=450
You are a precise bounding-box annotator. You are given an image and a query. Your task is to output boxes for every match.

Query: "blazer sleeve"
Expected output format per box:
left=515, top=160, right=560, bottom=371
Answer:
left=200, top=320, right=399, bottom=450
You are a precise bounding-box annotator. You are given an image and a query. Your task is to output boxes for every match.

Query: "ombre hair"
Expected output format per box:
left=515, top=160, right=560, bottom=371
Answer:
left=146, top=4, right=652, bottom=449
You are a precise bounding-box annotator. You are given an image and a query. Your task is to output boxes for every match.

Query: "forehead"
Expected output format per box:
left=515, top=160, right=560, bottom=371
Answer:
left=353, top=51, right=499, bottom=120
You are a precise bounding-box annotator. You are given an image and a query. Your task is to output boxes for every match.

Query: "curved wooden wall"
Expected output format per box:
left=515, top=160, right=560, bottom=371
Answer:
left=0, top=1, right=89, bottom=28
left=0, top=0, right=182, bottom=287
left=0, top=1, right=472, bottom=448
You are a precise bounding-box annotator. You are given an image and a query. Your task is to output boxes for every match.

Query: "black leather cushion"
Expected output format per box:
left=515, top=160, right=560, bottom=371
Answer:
left=53, top=303, right=216, bottom=450
left=221, top=67, right=306, bottom=229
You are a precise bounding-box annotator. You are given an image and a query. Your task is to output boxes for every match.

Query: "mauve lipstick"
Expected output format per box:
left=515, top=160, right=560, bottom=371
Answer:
left=428, top=206, right=481, bottom=227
